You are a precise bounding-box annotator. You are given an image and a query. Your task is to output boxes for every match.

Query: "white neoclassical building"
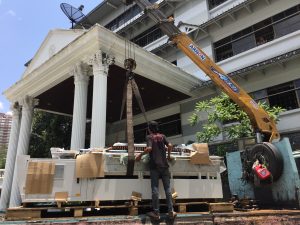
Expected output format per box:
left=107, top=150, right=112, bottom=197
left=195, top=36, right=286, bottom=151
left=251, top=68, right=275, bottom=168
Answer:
left=0, top=25, right=201, bottom=210
left=1, top=0, right=300, bottom=210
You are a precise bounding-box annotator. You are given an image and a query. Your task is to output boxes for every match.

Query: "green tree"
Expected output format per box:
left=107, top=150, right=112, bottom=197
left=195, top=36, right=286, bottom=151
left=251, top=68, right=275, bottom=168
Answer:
left=0, top=145, right=7, bottom=169
left=189, top=93, right=285, bottom=143
left=29, top=110, right=72, bottom=158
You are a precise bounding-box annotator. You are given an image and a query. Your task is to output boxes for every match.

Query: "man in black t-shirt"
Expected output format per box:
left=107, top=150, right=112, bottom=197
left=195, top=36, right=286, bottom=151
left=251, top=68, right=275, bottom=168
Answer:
left=135, top=121, right=176, bottom=220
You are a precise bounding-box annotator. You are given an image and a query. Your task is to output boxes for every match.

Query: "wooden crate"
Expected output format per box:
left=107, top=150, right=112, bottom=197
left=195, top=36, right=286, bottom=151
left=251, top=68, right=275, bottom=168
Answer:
left=6, top=207, right=42, bottom=220
left=209, top=202, right=234, bottom=213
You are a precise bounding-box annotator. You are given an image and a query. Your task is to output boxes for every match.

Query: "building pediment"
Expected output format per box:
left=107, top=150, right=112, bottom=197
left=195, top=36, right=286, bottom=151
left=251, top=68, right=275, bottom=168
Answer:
left=22, top=29, right=86, bottom=78
left=4, top=25, right=204, bottom=120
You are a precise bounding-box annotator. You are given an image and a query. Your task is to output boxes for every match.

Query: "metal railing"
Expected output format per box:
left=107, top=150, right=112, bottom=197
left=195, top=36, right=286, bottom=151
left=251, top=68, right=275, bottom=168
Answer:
left=208, top=0, right=228, bottom=10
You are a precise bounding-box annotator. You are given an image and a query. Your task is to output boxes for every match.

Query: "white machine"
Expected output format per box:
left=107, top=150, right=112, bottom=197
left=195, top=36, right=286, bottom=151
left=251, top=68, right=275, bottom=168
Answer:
left=16, top=144, right=224, bottom=204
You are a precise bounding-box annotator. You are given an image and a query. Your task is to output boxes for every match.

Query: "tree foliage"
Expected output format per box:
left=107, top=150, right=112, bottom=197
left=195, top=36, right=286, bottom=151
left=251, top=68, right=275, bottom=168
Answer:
left=29, top=111, right=72, bottom=158
left=189, top=93, right=285, bottom=143
left=0, top=145, right=7, bottom=169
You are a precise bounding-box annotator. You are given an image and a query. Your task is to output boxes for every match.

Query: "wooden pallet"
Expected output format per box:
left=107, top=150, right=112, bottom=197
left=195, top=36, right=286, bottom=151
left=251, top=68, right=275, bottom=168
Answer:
left=6, top=200, right=140, bottom=221
left=175, top=201, right=209, bottom=213
left=209, top=202, right=234, bottom=213
left=5, top=200, right=231, bottom=221
left=6, top=207, right=43, bottom=221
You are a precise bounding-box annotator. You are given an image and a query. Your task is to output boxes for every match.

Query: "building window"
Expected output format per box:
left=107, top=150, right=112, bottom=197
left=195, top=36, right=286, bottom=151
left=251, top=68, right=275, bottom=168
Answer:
left=0, top=113, right=12, bottom=146
left=231, top=27, right=256, bottom=55
left=133, top=114, right=182, bottom=143
left=214, top=37, right=233, bottom=62
left=105, top=0, right=159, bottom=31
left=251, top=79, right=300, bottom=111
left=273, top=6, right=300, bottom=38
left=105, top=5, right=141, bottom=31
left=254, top=18, right=274, bottom=46
left=208, top=0, right=228, bottom=10
left=132, top=26, right=164, bottom=47
left=267, top=82, right=298, bottom=110
left=214, top=5, right=300, bottom=62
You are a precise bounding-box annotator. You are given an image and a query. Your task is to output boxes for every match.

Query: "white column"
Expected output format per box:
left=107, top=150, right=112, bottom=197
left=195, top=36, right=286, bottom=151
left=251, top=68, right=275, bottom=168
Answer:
left=70, top=63, right=89, bottom=150
left=0, top=103, right=21, bottom=211
left=9, top=96, right=36, bottom=208
left=89, top=51, right=113, bottom=148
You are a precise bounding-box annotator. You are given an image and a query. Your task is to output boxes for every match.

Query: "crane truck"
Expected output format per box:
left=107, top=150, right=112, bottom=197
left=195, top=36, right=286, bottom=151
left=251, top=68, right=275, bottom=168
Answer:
left=122, top=0, right=285, bottom=183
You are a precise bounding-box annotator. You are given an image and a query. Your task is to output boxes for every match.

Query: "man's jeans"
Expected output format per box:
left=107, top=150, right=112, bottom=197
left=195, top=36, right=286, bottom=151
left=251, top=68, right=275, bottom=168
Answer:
left=150, top=168, right=174, bottom=213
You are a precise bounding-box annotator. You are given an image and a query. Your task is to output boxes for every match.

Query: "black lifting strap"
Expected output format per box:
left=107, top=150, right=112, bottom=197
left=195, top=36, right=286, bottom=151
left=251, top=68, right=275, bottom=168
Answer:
left=117, top=57, right=149, bottom=176
left=119, top=76, right=129, bottom=124
left=114, top=75, right=128, bottom=143
left=131, top=78, right=149, bottom=123
left=127, top=77, right=149, bottom=176
left=118, top=74, right=148, bottom=126
left=127, top=74, right=148, bottom=176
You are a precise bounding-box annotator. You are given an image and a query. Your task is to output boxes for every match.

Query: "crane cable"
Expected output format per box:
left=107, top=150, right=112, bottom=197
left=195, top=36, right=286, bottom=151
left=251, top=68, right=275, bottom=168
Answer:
left=118, top=1, right=148, bottom=176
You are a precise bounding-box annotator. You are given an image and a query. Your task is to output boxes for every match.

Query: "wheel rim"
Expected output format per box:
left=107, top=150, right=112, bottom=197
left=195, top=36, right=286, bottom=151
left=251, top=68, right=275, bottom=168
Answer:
left=250, top=143, right=283, bottom=182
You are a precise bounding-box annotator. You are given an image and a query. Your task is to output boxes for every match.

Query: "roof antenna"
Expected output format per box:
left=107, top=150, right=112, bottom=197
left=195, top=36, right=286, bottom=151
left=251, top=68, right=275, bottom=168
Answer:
left=60, top=3, right=92, bottom=29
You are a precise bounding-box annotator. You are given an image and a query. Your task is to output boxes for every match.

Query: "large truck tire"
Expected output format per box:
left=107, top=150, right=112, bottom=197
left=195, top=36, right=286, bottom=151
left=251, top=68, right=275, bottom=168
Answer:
left=250, top=142, right=283, bottom=182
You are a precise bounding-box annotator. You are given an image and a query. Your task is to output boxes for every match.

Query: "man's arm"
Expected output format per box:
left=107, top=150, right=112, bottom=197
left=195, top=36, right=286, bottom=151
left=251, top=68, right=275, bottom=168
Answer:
left=163, top=135, right=172, bottom=161
left=167, top=143, right=172, bottom=161
left=135, top=147, right=152, bottom=161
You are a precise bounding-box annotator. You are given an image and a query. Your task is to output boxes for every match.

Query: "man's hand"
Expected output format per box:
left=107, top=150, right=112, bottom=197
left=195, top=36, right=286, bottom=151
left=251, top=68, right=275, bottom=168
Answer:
left=135, top=153, right=142, bottom=161
left=136, top=147, right=151, bottom=161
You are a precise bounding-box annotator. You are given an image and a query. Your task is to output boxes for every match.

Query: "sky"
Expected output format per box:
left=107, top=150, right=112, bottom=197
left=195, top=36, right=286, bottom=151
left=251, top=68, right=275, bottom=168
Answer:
left=0, top=0, right=101, bottom=114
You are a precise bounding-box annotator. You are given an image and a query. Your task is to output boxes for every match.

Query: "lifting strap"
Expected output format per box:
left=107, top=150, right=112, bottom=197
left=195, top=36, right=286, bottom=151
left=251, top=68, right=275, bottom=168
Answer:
left=117, top=70, right=149, bottom=176
left=118, top=76, right=148, bottom=124
left=126, top=77, right=135, bottom=176
left=131, top=78, right=149, bottom=123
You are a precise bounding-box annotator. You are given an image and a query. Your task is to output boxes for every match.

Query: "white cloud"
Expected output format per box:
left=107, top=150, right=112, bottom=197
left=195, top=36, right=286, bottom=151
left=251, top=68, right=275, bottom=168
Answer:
left=0, top=101, right=3, bottom=111
left=6, top=111, right=12, bottom=116
left=6, top=10, right=16, bottom=17
left=0, top=9, right=17, bottom=21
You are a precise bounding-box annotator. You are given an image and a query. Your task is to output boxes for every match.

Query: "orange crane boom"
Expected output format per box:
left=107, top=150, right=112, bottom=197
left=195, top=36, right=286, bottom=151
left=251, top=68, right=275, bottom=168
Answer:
left=123, top=0, right=279, bottom=142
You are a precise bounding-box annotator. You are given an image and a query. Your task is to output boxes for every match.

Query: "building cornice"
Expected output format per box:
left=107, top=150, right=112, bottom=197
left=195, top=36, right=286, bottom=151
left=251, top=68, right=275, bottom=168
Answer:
left=192, top=48, right=300, bottom=91
left=3, top=24, right=203, bottom=102
left=228, top=49, right=300, bottom=77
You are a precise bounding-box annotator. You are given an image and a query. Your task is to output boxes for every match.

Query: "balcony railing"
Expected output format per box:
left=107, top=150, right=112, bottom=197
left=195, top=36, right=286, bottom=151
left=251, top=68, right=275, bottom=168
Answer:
left=208, top=0, right=228, bottom=10
left=214, top=5, right=300, bottom=62
left=105, top=0, right=159, bottom=31
left=132, top=26, right=164, bottom=47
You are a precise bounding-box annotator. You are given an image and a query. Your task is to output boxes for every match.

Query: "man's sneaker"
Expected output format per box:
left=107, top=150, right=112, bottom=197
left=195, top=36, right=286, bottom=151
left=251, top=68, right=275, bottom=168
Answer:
left=147, top=211, right=160, bottom=220
left=168, top=211, right=177, bottom=219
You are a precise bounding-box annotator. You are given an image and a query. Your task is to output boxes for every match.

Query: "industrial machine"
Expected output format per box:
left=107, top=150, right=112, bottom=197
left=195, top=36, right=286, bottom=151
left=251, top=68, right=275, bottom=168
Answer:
left=122, top=0, right=300, bottom=206
left=17, top=144, right=224, bottom=203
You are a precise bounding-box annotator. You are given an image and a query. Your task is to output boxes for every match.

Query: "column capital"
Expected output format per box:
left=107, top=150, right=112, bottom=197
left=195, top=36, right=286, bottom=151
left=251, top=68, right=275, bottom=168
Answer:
left=19, top=96, right=38, bottom=111
left=10, top=102, right=21, bottom=117
left=88, top=50, right=115, bottom=76
left=71, top=62, right=90, bottom=84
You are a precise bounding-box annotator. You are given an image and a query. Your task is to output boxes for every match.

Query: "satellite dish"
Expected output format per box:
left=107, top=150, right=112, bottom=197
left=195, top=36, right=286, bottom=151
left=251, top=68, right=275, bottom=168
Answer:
left=60, top=3, right=92, bottom=29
